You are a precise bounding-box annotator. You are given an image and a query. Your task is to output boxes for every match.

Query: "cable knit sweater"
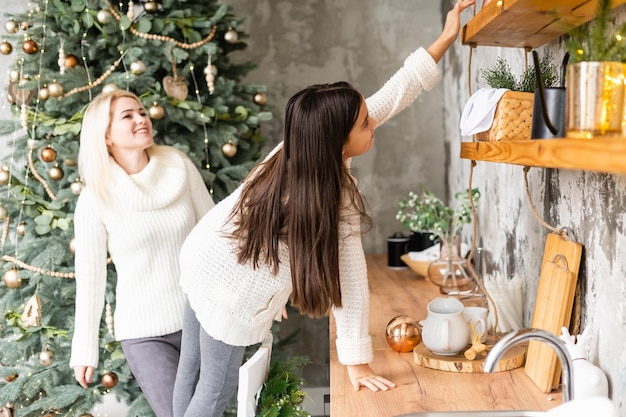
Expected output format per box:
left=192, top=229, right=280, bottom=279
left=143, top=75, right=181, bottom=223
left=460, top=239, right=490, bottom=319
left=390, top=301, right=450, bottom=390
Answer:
left=179, top=47, right=441, bottom=365
left=70, top=145, right=214, bottom=368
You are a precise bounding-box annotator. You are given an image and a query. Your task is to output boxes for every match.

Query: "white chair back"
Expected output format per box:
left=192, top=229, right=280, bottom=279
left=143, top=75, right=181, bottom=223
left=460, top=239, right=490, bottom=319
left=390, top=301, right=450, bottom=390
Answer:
left=237, top=332, right=273, bottom=417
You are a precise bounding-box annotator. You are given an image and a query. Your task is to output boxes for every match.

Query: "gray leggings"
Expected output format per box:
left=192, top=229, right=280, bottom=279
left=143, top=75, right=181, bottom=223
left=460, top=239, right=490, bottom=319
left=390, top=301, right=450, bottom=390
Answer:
left=173, top=302, right=246, bottom=417
left=120, top=330, right=182, bottom=417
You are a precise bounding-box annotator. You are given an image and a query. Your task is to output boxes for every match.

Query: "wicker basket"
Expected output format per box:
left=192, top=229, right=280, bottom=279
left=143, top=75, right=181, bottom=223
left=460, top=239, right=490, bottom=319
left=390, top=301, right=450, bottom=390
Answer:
left=476, top=91, right=534, bottom=141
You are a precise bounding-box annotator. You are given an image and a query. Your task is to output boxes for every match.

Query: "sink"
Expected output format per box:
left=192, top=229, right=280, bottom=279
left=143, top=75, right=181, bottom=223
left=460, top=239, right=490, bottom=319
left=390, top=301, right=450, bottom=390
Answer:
left=395, top=411, right=545, bottom=417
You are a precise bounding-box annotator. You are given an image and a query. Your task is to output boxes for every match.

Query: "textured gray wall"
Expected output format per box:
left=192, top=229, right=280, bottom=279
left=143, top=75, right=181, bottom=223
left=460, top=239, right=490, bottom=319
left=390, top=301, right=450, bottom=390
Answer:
left=226, top=0, right=447, bottom=254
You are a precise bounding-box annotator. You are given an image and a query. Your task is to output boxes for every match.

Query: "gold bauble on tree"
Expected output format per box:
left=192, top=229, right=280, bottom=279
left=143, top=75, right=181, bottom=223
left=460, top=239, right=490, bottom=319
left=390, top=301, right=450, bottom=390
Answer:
left=224, top=28, right=238, bottom=43
left=0, top=41, right=12, bottom=55
left=0, top=166, right=9, bottom=185
left=64, top=54, right=79, bottom=68
left=130, top=60, right=146, bottom=75
left=9, top=69, right=19, bottom=82
left=16, top=222, right=26, bottom=237
left=48, top=165, right=64, bottom=181
left=38, top=87, right=49, bottom=101
left=38, top=350, right=55, bottom=367
left=3, top=374, right=17, bottom=383
left=5, top=19, right=19, bottom=34
left=40, top=146, right=57, bottom=162
left=3, top=268, right=20, bottom=289
left=0, top=205, right=7, bottom=220
left=47, top=80, right=63, bottom=97
left=20, top=21, right=29, bottom=31
left=70, top=180, right=83, bottom=195
left=221, top=141, right=237, bottom=158
left=96, top=9, right=112, bottom=24
left=149, top=103, right=165, bottom=120
left=69, top=237, right=76, bottom=254
left=101, top=372, right=119, bottom=388
left=144, top=1, right=159, bottom=13
left=22, top=39, right=37, bottom=54
left=102, top=83, right=119, bottom=94
left=253, top=92, right=267, bottom=106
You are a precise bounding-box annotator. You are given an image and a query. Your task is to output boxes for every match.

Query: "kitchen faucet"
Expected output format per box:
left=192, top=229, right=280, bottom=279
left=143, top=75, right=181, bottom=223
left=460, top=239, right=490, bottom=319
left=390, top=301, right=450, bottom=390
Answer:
left=483, top=328, right=574, bottom=403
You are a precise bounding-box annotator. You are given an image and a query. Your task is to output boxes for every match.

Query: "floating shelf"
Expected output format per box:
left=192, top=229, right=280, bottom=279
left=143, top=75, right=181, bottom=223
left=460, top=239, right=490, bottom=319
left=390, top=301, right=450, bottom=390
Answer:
left=462, top=0, right=626, bottom=49
left=460, top=138, right=626, bottom=174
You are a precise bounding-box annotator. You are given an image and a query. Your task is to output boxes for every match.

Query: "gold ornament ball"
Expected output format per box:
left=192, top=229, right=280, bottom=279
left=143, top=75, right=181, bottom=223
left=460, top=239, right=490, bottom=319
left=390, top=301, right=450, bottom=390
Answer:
left=253, top=92, right=267, bottom=106
left=102, top=83, right=119, bottom=94
left=221, top=142, right=237, bottom=158
left=22, top=39, right=37, bottom=54
left=48, top=166, right=64, bottom=181
left=96, top=9, right=112, bottom=24
left=38, top=87, right=49, bottom=101
left=149, top=104, right=165, bottom=120
left=0, top=167, right=9, bottom=185
left=38, top=350, right=55, bottom=367
left=3, top=374, right=17, bottom=382
left=130, top=60, right=146, bottom=75
left=101, top=372, right=119, bottom=388
left=70, top=181, right=83, bottom=195
left=69, top=237, right=76, bottom=254
left=47, top=81, right=64, bottom=97
left=9, top=69, right=19, bottom=82
left=2, top=269, right=20, bottom=289
left=224, top=28, right=238, bottom=43
left=65, top=54, right=79, bottom=68
left=144, top=1, right=159, bottom=13
left=40, top=146, right=57, bottom=162
left=16, top=222, right=26, bottom=237
left=20, top=21, right=29, bottom=31
left=385, top=315, right=422, bottom=353
left=0, top=41, right=12, bottom=55
left=0, top=205, right=7, bottom=220
left=5, top=19, right=19, bottom=34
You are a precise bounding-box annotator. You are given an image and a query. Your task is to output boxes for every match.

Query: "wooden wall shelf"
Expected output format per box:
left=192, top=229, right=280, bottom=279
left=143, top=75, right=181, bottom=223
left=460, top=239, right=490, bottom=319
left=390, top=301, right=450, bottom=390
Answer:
left=462, top=0, right=626, bottom=49
left=460, top=138, right=626, bottom=174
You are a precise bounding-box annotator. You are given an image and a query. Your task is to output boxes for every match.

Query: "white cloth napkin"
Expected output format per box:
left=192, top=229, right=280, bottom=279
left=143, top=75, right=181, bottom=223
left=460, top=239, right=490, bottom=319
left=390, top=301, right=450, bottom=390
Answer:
left=460, top=88, right=509, bottom=136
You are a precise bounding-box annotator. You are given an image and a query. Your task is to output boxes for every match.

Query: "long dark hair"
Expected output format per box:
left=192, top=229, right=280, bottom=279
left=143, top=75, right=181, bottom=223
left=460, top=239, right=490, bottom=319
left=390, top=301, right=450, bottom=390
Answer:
left=229, top=82, right=371, bottom=318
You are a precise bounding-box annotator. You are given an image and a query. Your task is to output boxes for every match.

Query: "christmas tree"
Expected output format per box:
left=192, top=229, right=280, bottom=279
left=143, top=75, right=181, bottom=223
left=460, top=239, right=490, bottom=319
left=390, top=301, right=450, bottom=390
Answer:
left=0, top=0, right=271, bottom=415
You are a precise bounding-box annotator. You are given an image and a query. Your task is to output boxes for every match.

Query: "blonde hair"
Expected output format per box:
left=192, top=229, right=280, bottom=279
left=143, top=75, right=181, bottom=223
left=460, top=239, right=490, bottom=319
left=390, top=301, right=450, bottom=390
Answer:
left=78, top=90, right=145, bottom=201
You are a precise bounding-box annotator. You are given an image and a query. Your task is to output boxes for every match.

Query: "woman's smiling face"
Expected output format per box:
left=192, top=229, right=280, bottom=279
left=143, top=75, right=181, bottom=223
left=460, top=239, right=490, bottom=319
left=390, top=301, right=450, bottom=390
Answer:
left=106, top=96, right=154, bottom=151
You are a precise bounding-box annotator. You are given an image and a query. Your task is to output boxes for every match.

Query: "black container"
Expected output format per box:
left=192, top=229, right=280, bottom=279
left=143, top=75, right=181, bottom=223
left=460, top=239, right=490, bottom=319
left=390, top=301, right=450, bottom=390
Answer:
left=387, top=232, right=410, bottom=269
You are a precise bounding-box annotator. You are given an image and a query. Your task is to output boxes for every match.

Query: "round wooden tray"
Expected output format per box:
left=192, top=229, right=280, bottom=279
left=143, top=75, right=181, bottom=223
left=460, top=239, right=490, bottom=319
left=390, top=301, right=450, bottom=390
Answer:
left=413, top=341, right=526, bottom=373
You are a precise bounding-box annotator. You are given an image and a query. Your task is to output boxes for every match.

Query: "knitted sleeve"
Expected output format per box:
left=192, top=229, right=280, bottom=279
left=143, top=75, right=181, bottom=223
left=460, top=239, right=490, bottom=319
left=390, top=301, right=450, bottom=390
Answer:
left=331, top=211, right=373, bottom=365
left=182, top=155, right=215, bottom=220
left=365, top=47, right=442, bottom=128
left=69, top=189, right=108, bottom=369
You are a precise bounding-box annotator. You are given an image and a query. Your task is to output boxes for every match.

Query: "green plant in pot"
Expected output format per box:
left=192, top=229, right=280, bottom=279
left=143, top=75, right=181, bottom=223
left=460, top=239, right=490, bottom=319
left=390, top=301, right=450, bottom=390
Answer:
left=564, top=0, right=626, bottom=138
left=481, top=54, right=560, bottom=93
left=396, top=188, right=480, bottom=294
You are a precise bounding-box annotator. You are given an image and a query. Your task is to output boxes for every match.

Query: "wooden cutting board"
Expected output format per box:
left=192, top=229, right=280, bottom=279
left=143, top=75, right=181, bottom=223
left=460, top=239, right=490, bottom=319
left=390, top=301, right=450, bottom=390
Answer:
left=524, top=232, right=582, bottom=392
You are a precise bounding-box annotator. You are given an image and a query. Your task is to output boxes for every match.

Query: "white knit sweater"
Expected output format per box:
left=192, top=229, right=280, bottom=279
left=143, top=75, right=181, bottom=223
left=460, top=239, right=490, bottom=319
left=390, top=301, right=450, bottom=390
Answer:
left=70, top=145, right=214, bottom=368
left=179, top=47, right=441, bottom=365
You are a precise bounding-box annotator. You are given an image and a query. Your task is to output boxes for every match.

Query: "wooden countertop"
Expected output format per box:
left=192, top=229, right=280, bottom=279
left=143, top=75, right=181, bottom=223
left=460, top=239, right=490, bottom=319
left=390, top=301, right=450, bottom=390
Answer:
left=329, top=254, right=562, bottom=417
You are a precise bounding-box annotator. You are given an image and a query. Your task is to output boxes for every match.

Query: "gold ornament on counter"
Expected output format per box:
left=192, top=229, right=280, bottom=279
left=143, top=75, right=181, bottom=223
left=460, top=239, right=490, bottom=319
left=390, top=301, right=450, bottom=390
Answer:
left=48, top=165, right=64, bottom=181
left=385, top=315, right=422, bottom=353
left=149, top=103, right=165, bottom=120
left=0, top=41, right=12, bottom=55
left=38, top=350, right=55, bottom=367
left=21, top=294, right=42, bottom=327
left=221, top=141, right=237, bottom=158
left=224, top=28, right=238, bottom=43
left=4, top=19, right=19, bottom=34
left=253, top=92, right=267, bottom=106
left=3, top=268, right=20, bottom=289
left=22, top=39, right=37, bottom=54
left=40, top=146, right=57, bottom=163
left=163, top=76, right=188, bottom=100
left=101, top=372, right=119, bottom=388
left=130, top=60, right=146, bottom=75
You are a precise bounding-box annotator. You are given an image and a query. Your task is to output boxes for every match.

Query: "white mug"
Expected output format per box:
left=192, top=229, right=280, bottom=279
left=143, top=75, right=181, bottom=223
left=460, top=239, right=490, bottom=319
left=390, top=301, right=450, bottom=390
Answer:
left=463, top=306, right=488, bottom=343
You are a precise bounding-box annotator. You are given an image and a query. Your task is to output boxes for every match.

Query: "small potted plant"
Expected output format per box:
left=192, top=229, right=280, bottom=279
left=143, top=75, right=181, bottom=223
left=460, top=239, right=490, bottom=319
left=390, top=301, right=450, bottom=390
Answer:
left=564, top=0, right=626, bottom=138
left=396, top=187, right=480, bottom=293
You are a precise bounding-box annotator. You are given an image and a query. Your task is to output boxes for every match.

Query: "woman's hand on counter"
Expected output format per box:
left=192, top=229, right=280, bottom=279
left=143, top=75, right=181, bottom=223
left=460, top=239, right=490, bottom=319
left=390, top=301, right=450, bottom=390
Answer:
left=347, top=364, right=396, bottom=392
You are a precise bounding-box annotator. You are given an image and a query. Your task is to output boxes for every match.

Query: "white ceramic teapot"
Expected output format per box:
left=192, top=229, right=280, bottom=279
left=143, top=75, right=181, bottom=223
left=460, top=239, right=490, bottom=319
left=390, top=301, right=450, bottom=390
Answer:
left=420, top=297, right=470, bottom=356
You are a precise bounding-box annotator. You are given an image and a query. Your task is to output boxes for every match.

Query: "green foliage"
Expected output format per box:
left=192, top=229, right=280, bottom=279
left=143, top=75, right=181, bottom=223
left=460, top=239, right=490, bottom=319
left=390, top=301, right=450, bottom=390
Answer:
left=257, top=356, right=311, bottom=417
left=396, top=187, right=480, bottom=242
left=0, top=0, right=272, bottom=415
left=481, top=54, right=560, bottom=92
left=565, top=0, right=626, bottom=63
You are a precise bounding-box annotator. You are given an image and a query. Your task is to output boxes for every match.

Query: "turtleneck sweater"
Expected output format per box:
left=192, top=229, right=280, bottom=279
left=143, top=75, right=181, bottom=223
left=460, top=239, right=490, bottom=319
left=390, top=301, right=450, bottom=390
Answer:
left=70, top=145, right=214, bottom=368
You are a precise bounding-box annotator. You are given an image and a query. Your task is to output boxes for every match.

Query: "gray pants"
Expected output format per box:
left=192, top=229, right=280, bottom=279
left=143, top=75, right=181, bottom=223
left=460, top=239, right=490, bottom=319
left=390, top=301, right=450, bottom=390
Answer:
left=120, top=330, right=182, bottom=417
left=173, top=302, right=245, bottom=417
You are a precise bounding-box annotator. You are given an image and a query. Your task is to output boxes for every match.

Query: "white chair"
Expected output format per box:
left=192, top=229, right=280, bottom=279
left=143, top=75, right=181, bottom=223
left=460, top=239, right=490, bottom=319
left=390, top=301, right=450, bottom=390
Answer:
left=237, top=332, right=273, bottom=417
